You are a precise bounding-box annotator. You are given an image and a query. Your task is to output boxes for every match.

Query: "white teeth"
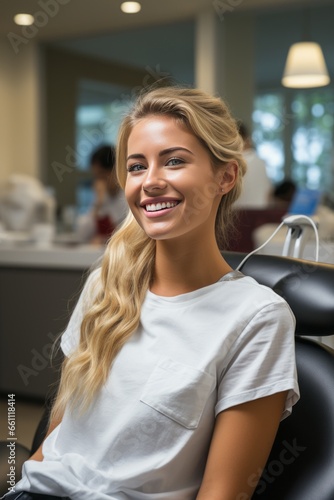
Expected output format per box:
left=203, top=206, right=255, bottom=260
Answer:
left=146, top=201, right=179, bottom=212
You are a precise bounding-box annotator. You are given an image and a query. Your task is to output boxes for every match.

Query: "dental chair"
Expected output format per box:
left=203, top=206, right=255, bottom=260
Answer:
left=1, top=252, right=334, bottom=499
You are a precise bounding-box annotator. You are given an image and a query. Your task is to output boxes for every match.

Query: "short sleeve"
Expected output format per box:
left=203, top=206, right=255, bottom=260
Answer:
left=215, top=301, right=300, bottom=421
left=61, top=268, right=101, bottom=357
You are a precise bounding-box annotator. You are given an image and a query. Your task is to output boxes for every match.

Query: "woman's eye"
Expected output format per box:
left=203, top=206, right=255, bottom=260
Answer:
left=127, top=164, right=145, bottom=172
left=166, top=157, right=184, bottom=166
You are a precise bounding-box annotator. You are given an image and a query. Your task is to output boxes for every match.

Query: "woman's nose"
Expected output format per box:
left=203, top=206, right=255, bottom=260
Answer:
left=142, top=165, right=167, bottom=192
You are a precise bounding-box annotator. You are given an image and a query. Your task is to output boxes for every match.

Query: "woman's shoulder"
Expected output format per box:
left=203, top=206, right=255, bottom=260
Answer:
left=216, top=273, right=294, bottom=318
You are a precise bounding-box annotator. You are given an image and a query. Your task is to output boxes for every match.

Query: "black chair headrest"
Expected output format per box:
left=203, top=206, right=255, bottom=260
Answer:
left=223, top=252, right=334, bottom=337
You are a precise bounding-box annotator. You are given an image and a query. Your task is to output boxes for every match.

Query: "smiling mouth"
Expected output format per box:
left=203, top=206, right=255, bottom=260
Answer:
left=145, top=201, right=180, bottom=212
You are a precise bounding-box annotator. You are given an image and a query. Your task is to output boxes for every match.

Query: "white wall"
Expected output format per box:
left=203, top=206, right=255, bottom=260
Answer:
left=0, top=38, right=42, bottom=183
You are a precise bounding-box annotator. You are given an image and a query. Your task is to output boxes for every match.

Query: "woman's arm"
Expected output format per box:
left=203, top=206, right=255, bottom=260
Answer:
left=196, top=391, right=287, bottom=500
left=28, top=412, right=63, bottom=462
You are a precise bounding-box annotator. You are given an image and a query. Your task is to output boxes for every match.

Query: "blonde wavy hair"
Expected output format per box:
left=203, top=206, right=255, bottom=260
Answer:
left=51, top=86, right=247, bottom=421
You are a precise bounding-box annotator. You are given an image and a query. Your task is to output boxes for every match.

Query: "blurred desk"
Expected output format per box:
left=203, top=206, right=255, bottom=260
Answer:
left=0, top=243, right=104, bottom=269
left=0, top=243, right=104, bottom=399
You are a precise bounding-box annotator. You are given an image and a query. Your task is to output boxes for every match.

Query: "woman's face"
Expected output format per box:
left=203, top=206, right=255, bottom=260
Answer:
left=125, top=115, right=233, bottom=242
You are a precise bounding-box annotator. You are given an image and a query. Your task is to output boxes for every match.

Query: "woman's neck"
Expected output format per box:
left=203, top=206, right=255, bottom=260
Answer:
left=150, top=237, right=232, bottom=297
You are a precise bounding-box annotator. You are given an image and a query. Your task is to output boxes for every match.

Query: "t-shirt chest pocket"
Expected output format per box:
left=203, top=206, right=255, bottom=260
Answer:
left=140, top=358, right=215, bottom=429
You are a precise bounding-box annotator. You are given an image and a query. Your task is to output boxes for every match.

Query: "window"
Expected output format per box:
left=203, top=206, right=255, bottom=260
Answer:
left=291, top=90, right=334, bottom=189
left=253, top=93, right=285, bottom=183
left=253, top=88, right=334, bottom=193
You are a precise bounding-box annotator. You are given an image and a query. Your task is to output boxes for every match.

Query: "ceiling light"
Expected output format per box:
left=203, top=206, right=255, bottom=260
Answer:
left=120, top=2, right=141, bottom=14
left=14, top=13, right=35, bottom=26
left=282, top=42, right=330, bottom=88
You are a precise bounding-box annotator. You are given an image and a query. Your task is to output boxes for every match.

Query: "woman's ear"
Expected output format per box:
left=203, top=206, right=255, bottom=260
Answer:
left=218, top=161, right=238, bottom=194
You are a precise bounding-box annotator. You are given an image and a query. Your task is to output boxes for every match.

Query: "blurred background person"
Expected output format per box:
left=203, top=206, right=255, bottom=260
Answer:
left=77, top=145, right=128, bottom=244
left=234, top=121, right=272, bottom=209
left=269, top=179, right=297, bottom=209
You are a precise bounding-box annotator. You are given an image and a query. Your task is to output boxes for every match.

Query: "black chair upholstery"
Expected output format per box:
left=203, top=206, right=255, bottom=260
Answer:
left=223, top=252, right=334, bottom=500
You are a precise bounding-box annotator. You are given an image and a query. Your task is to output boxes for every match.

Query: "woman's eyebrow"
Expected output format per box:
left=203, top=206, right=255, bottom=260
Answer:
left=127, top=153, right=145, bottom=161
left=159, top=147, right=194, bottom=157
left=127, top=147, right=194, bottom=161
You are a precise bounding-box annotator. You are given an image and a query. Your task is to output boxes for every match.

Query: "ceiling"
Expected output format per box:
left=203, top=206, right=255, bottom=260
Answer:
left=1, top=0, right=330, bottom=42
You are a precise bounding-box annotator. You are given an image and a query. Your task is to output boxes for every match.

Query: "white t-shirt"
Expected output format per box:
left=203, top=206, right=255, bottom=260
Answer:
left=15, top=270, right=299, bottom=500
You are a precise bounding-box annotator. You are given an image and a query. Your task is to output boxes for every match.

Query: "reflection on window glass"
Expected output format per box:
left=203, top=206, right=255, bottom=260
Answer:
left=75, top=80, right=134, bottom=213
left=76, top=179, right=94, bottom=215
left=76, top=80, right=134, bottom=171
left=252, top=94, right=285, bottom=183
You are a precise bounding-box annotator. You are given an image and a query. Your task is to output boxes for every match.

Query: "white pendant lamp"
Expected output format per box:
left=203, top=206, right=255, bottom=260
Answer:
left=282, top=41, right=330, bottom=88
left=120, top=2, right=141, bottom=14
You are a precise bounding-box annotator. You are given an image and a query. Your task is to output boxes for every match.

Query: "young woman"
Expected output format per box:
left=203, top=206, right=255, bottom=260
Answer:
left=6, top=87, right=299, bottom=500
